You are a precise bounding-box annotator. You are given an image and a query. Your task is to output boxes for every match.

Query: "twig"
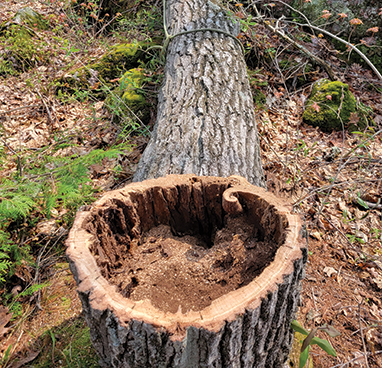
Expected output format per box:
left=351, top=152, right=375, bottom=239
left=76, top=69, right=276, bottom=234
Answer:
left=293, top=178, right=382, bottom=207
left=352, top=198, right=382, bottom=210
left=0, top=104, right=41, bottom=115
left=253, top=6, right=337, bottom=80
left=320, top=212, right=355, bottom=250
left=336, top=85, right=344, bottom=120
left=35, top=89, right=53, bottom=123
left=1, top=139, right=22, bottom=177
left=329, top=351, right=382, bottom=368
left=93, top=8, right=136, bottom=38
left=290, top=21, right=382, bottom=82
left=266, top=0, right=382, bottom=81
left=358, top=300, right=370, bottom=368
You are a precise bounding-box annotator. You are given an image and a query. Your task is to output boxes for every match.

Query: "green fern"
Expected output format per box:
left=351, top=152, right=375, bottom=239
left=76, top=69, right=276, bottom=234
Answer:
left=0, top=143, right=131, bottom=285
left=0, top=195, right=36, bottom=220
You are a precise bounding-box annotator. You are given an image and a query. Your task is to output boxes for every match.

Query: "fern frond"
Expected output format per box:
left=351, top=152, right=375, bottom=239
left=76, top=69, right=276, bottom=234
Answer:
left=0, top=195, right=35, bottom=220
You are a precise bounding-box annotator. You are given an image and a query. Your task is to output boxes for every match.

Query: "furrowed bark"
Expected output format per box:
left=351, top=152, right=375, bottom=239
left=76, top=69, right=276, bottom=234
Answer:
left=133, top=0, right=265, bottom=188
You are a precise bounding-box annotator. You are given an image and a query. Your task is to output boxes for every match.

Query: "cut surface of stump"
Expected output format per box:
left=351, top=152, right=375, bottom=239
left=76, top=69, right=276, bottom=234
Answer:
left=66, top=175, right=307, bottom=368
left=98, top=214, right=279, bottom=314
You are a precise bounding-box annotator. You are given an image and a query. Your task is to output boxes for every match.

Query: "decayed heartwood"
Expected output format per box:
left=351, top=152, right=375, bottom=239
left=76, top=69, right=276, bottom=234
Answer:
left=133, top=0, right=265, bottom=188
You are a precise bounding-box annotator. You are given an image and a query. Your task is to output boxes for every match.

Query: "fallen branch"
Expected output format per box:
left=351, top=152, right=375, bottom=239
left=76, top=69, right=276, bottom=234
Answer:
left=253, top=7, right=337, bottom=80
left=268, top=0, right=382, bottom=81
left=291, top=21, right=382, bottom=82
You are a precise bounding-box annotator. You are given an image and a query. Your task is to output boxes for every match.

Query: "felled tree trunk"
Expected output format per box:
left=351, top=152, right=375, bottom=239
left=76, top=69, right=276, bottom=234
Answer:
left=67, top=175, right=307, bottom=368
left=133, top=0, right=265, bottom=188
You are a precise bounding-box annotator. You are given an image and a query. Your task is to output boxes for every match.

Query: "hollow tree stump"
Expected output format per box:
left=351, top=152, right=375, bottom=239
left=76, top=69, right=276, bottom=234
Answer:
left=66, top=175, right=307, bottom=367
left=133, top=0, right=265, bottom=188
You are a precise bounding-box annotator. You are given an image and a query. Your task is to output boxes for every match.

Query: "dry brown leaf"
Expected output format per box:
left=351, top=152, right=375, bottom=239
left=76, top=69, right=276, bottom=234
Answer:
left=366, top=329, right=382, bottom=353
left=310, top=231, right=321, bottom=241
left=0, top=306, right=12, bottom=339
left=9, top=350, right=40, bottom=368
left=349, top=112, right=360, bottom=126
left=323, top=266, right=337, bottom=278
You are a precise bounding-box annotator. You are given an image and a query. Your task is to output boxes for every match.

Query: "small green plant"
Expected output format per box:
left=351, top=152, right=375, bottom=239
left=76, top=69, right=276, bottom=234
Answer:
left=346, top=233, right=366, bottom=244
left=294, top=139, right=317, bottom=158
left=0, top=345, right=12, bottom=367
left=291, top=320, right=339, bottom=368
left=4, top=282, right=49, bottom=320
left=32, top=317, right=99, bottom=368
left=371, top=228, right=382, bottom=240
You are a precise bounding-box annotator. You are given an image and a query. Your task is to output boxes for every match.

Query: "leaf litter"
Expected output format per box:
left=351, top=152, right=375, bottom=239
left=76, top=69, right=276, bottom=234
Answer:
left=0, top=0, right=382, bottom=367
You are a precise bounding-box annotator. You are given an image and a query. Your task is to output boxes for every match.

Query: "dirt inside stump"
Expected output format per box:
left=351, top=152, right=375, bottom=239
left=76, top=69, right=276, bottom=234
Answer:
left=100, top=214, right=279, bottom=314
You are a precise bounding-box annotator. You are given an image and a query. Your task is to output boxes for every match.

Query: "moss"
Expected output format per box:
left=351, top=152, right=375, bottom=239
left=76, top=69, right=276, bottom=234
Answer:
left=12, top=7, right=49, bottom=31
left=0, top=24, right=44, bottom=75
left=105, top=68, right=150, bottom=125
left=93, top=42, right=149, bottom=81
left=253, top=88, right=266, bottom=107
left=56, top=42, right=152, bottom=97
left=303, top=78, right=372, bottom=132
left=0, top=8, right=50, bottom=75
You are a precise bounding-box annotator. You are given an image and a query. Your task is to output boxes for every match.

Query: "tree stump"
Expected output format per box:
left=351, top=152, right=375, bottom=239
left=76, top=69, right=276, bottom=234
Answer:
left=133, top=0, right=265, bottom=188
left=66, top=175, right=307, bottom=367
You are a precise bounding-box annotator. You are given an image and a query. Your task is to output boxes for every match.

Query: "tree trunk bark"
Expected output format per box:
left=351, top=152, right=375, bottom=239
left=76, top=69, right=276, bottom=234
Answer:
left=133, top=0, right=265, bottom=188
left=67, top=175, right=307, bottom=368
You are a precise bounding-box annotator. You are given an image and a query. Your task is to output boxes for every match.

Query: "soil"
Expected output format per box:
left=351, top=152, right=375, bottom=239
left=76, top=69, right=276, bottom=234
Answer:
left=106, top=215, right=278, bottom=313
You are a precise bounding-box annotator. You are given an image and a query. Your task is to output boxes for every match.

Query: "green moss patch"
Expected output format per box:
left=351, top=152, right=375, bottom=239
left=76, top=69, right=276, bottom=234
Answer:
left=56, top=42, right=152, bottom=97
left=0, top=25, right=45, bottom=75
left=12, top=7, right=49, bottom=31
left=303, top=79, right=373, bottom=132
left=105, top=67, right=150, bottom=126
left=0, top=8, right=50, bottom=75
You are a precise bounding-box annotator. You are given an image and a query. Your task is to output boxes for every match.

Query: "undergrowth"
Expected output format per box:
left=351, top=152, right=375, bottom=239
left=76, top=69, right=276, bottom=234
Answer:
left=0, top=141, right=130, bottom=286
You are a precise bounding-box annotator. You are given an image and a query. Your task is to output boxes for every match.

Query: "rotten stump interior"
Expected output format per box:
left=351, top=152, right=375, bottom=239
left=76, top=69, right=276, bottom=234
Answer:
left=84, top=176, right=287, bottom=314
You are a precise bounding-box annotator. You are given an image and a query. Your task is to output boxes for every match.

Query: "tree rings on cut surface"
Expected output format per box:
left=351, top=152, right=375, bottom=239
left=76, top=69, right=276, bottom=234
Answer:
left=66, top=175, right=307, bottom=368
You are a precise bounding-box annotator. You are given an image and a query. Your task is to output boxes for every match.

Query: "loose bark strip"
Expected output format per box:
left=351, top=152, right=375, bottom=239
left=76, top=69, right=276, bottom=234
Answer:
left=133, top=0, right=265, bottom=188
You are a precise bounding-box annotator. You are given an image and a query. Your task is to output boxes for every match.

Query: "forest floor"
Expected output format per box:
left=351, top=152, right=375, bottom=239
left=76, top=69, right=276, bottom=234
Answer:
left=0, top=0, right=382, bottom=367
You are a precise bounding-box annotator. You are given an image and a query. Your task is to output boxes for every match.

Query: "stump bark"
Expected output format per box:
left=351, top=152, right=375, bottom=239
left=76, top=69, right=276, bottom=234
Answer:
left=66, top=175, right=307, bottom=367
left=133, top=0, right=265, bottom=188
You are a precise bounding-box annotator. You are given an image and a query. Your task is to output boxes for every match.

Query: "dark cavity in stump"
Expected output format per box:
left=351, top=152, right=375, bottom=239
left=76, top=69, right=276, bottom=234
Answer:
left=84, top=176, right=285, bottom=314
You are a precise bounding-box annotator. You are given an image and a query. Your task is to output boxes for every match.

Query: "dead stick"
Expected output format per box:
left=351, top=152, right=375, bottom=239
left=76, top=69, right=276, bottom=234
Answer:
left=358, top=300, right=370, bottom=368
left=35, top=89, right=53, bottom=123
left=1, top=139, right=22, bottom=177
left=267, top=0, right=382, bottom=82
left=253, top=7, right=337, bottom=80
left=329, top=351, right=382, bottom=368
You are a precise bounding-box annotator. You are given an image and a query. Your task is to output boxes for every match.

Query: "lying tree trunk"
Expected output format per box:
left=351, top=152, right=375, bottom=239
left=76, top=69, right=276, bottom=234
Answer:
left=133, top=0, right=265, bottom=188
left=67, top=175, right=307, bottom=368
